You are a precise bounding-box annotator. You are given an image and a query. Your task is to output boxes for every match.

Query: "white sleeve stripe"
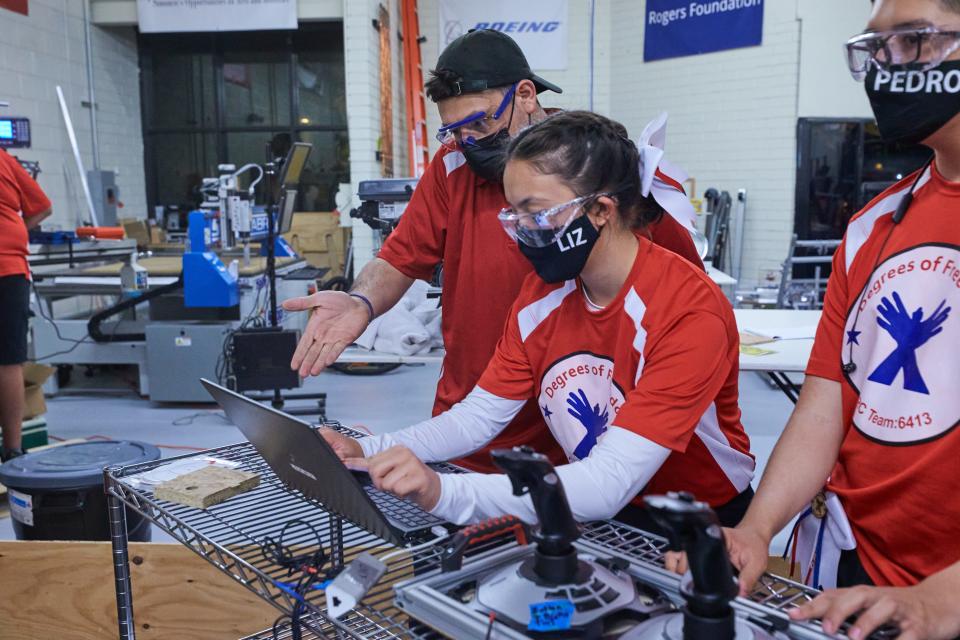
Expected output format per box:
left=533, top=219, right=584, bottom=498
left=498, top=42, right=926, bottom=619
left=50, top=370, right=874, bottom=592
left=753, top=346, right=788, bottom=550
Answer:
left=693, top=403, right=755, bottom=493
left=623, top=287, right=648, bottom=384
left=358, top=387, right=525, bottom=462
left=429, top=427, right=671, bottom=525
left=443, top=151, right=467, bottom=176
left=517, top=281, right=577, bottom=342
left=845, top=167, right=932, bottom=271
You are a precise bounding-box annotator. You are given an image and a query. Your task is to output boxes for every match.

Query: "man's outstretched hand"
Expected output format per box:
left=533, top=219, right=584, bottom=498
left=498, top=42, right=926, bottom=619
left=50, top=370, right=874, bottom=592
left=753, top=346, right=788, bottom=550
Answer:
left=283, top=291, right=371, bottom=377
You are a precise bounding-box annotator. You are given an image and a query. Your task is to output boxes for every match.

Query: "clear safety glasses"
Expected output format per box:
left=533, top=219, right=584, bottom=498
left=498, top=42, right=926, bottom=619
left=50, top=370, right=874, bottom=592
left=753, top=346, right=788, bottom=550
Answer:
left=845, top=26, right=960, bottom=81
left=435, top=84, right=517, bottom=151
left=498, top=194, right=605, bottom=248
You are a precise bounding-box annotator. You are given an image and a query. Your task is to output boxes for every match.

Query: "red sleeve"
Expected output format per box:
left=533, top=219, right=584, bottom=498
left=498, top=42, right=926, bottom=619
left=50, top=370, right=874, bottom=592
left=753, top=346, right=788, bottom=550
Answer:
left=3, top=152, right=50, bottom=217
left=613, top=311, right=732, bottom=451
left=806, top=242, right=848, bottom=381
left=376, top=149, right=449, bottom=281
left=645, top=213, right=704, bottom=270
left=476, top=300, right=535, bottom=401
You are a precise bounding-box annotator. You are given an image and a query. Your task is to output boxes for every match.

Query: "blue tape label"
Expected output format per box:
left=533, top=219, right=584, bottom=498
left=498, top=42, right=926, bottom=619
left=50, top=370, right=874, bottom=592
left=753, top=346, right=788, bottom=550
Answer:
left=528, top=600, right=574, bottom=632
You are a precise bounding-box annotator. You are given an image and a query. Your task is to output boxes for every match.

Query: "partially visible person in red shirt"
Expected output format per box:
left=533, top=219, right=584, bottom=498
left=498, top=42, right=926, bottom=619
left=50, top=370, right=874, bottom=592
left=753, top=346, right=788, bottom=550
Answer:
left=282, top=30, right=702, bottom=473
left=0, top=148, right=52, bottom=461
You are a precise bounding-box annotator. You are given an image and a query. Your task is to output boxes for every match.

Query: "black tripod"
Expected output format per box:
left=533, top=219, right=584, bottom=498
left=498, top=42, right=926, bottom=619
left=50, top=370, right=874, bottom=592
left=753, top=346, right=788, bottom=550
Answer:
left=246, top=150, right=327, bottom=418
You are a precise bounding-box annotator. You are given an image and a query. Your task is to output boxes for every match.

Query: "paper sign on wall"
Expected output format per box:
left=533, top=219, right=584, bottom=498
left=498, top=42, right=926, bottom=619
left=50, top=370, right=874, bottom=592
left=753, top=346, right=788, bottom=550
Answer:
left=644, top=0, right=764, bottom=62
left=137, top=0, right=297, bottom=34
left=439, top=0, right=568, bottom=71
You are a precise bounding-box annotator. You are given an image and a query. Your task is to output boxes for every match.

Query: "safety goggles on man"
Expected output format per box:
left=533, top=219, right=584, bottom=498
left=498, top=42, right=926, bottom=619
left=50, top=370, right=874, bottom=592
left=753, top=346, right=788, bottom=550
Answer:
left=845, top=26, right=960, bottom=81
left=498, top=193, right=607, bottom=248
left=435, top=84, right=517, bottom=151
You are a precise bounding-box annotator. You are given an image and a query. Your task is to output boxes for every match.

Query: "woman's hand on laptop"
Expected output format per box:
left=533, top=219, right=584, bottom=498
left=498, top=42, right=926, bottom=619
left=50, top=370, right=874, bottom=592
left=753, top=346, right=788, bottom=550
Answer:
left=343, top=446, right=441, bottom=512
left=320, top=428, right=363, bottom=460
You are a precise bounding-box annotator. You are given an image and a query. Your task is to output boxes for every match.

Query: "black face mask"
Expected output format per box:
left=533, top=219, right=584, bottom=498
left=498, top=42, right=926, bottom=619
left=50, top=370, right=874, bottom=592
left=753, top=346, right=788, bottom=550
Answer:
left=865, top=61, right=960, bottom=145
left=462, top=127, right=511, bottom=182
left=517, top=214, right=601, bottom=284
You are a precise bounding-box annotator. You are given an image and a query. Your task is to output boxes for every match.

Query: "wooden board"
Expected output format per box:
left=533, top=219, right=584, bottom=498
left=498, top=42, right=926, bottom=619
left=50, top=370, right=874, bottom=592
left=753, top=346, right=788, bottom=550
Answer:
left=155, top=467, right=261, bottom=509
left=0, top=541, right=278, bottom=640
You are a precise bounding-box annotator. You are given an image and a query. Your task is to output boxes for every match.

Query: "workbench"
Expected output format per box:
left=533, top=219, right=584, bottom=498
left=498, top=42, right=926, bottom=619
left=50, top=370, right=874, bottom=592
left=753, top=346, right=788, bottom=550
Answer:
left=104, top=423, right=828, bottom=639
left=30, top=255, right=311, bottom=399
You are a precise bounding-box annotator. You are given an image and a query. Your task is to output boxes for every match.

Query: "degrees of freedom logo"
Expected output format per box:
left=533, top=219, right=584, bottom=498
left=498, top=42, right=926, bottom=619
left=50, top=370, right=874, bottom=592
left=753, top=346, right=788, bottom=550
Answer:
left=538, top=352, right=625, bottom=461
left=844, top=244, right=960, bottom=445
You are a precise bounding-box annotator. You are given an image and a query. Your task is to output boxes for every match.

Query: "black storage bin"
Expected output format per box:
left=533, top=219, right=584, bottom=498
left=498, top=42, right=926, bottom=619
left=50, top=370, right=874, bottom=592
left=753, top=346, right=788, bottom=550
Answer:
left=0, top=440, right=160, bottom=541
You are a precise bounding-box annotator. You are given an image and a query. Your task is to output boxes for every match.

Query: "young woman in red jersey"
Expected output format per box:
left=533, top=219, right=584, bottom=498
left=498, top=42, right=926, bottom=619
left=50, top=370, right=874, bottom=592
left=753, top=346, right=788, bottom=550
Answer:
left=323, top=111, right=754, bottom=531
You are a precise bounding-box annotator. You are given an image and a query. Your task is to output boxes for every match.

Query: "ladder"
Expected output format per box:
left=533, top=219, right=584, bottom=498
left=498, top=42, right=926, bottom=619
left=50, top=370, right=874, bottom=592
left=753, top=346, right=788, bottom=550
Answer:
left=401, top=0, right=430, bottom=178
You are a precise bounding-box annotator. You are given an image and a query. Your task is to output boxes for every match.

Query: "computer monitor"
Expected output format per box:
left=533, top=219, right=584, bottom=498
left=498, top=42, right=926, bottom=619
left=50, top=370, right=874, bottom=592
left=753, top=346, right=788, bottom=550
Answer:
left=0, top=117, right=30, bottom=149
left=275, top=142, right=311, bottom=235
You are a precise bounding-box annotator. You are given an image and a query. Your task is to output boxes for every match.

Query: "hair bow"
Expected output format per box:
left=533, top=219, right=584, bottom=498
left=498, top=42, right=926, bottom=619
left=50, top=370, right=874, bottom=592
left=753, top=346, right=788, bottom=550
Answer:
left=637, top=112, right=698, bottom=233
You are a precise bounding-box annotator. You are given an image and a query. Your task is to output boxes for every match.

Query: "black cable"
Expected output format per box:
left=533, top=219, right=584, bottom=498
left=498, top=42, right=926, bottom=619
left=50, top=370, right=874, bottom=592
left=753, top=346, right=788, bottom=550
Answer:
left=261, top=520, right=332, bottom=640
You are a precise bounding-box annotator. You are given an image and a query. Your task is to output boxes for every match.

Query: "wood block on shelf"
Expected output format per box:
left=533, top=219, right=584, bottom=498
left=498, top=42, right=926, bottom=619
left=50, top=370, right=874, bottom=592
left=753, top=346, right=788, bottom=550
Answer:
left=154, top=466, right=260, bottom=509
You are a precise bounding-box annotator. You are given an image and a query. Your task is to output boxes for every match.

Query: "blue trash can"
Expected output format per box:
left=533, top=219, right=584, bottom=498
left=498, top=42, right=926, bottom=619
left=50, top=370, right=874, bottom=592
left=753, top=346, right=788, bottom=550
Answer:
left=0, top=440, right=160, bottom=541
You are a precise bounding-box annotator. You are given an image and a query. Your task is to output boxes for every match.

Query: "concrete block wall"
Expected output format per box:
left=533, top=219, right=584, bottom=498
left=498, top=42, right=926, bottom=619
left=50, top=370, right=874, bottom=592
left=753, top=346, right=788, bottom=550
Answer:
left=608, top=1, right=802, bottom=287
left=343, top=0, right=412, bottom=271
left=417, top=0, right=611, bottom=156
left=0, top=0, right=145, bottom=229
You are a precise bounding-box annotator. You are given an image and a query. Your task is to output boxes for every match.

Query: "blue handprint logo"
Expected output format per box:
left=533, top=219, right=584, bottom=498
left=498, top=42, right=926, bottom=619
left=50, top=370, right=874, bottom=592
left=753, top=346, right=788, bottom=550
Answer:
left=868, top=291, right=951, bottom=395
left=566, top=388, right=609, bottom=459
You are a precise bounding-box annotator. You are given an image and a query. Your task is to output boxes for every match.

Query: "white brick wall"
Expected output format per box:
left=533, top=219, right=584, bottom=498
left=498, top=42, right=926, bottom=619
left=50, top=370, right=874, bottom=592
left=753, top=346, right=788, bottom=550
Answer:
left=343, top=0, right=412, bottom=270
left=417, top=0, right=608, bottom=156
left=0, top=0, right=146, bottom=229
left=609, top=1, right=802, bottom=287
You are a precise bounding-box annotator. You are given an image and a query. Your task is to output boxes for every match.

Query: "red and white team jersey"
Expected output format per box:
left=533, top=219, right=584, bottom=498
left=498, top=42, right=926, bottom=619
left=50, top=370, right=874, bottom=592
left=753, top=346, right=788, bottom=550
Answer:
left=807, top=161, right=960, bottom=587
left=477, top=236, right=754, bottom=508
left=378, top=145, right=703, bottom=473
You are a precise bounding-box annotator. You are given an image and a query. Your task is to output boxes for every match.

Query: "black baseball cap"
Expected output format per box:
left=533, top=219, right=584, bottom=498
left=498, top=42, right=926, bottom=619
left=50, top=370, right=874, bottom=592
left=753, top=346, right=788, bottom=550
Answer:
left=435, top=29, right=563, bottom=96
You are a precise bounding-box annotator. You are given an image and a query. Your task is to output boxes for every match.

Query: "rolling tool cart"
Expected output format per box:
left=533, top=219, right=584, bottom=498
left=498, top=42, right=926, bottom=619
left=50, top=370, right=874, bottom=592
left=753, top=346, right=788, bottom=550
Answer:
left=105, top=429, right=890, bottom=640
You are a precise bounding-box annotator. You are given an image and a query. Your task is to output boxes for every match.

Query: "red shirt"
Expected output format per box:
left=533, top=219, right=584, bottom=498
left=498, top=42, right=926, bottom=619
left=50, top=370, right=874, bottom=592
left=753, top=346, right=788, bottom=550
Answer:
left=478, top=236, right=753, bottom=506
left=378, top=147, right=703, bottom=473
left=807, top=161, right=960, bottom=586
left=0, top=150, right=50, bottom=277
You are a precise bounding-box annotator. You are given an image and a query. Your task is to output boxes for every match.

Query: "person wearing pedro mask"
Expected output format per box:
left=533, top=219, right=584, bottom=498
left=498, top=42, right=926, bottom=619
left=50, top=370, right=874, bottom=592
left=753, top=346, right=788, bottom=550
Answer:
left=670, top=1, right=960, bottom=638
left=316, top=111, right=755, bottom=533
left=281, top=30, right=703, bottom=474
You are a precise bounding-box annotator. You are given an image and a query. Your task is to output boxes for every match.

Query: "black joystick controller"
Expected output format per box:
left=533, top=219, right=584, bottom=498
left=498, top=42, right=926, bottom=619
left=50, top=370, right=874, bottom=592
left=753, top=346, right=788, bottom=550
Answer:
left=491, top=446, right=582, bottom=585
left=644, top=492, right=738, bottom=640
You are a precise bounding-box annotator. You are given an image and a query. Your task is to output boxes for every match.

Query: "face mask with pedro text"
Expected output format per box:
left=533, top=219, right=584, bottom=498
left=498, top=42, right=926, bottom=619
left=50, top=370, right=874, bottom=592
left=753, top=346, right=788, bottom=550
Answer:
left=865, top=62, right=960, bottom=144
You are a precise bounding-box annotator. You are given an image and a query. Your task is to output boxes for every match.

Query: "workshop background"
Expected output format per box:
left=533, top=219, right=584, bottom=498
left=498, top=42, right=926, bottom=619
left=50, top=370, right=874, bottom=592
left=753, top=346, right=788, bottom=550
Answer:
left=0, top=0, right=880, bottom=286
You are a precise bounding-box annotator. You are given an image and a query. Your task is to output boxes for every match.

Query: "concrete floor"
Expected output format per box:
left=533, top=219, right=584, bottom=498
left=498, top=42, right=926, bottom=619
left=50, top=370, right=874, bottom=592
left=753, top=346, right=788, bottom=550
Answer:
left=0, top=364, right=799, bottom=552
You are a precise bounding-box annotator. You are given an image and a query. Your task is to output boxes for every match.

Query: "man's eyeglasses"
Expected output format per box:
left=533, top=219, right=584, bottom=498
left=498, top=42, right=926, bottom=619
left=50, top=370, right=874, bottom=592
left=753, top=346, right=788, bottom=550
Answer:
left=435, top=84, right=517, bottom=152
left=845, top=26, right=960, bottom=81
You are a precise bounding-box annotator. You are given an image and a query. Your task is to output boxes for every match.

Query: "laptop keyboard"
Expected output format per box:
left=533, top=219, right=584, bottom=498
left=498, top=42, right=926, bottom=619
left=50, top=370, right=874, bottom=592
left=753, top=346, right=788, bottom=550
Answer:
left=363, top=484, right=443, bottom=531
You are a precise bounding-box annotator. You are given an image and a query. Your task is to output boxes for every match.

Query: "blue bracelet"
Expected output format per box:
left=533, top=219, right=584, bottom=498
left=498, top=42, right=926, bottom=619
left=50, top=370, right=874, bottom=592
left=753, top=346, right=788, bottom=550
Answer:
left=349, top=292, right=375, bottom=321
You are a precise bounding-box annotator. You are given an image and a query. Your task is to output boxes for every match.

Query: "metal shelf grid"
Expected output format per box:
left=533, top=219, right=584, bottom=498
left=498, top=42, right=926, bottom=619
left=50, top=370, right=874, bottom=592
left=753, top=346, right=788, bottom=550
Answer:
left=105, top=424, right=499, bottom=640
left=106, top=423, right=851, bottom=640
left=579, top=521, right=823, bottom=615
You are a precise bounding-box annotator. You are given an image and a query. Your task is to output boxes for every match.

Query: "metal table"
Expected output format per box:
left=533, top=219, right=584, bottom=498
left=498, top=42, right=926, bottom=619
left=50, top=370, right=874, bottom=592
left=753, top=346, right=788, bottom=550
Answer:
left=105, top=423, right=840, bottom=640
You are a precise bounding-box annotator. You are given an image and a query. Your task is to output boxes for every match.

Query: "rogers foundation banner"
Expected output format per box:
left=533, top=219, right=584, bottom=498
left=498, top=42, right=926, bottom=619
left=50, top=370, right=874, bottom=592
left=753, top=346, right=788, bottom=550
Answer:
left=439, top=0, right=568, bottom=71
left=644, top=0, right=764, bottom=62
left=137, top=0, right=297, bottom=33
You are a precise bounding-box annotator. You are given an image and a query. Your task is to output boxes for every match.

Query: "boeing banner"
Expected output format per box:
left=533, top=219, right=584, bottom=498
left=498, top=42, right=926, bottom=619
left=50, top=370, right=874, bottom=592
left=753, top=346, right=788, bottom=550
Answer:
left=439, top=0, right=568, bottom=71
left=644, top=0, right=764, bottom=62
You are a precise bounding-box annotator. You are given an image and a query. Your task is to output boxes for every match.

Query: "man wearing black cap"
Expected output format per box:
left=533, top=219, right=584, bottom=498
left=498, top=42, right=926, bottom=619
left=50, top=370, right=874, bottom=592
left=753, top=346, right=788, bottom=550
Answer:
left=283, top=30, right=701, bottom=473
